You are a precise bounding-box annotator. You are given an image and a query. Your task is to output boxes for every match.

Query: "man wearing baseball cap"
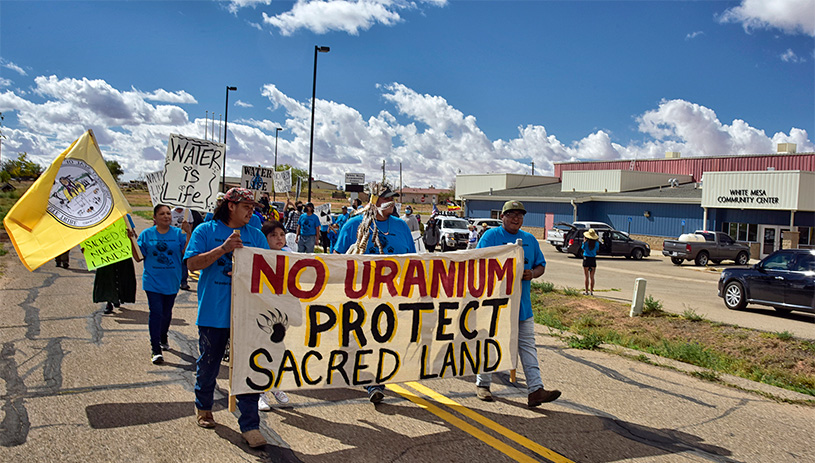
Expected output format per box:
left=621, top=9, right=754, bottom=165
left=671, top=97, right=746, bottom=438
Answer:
left=474, top=200, right=561, bottom=407
left=184, top=188, right=271, bottom=447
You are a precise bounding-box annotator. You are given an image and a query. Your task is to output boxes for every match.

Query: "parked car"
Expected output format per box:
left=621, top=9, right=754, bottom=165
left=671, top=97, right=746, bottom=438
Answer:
left=565, top=226, right=651, bottom=259
left=547, top=221, right=613, bottom=252
left=437, top=216, right=471, bottom=251
left=663, top=231, right=750, bottom=266
left=718, top=248, right=815, bottom=314
left=469, top=218, right=502, bottom=230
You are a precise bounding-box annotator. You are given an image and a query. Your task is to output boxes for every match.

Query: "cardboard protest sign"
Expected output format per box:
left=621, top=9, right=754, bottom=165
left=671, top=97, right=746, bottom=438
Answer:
left=81, top=218, right=132, bottom=270
left=145, top=170, right=164, bottom=207
left=230, top=245, right=522, bottom=394
left=160, top=134, right=223, bottom=211
left=241, top=165, right=274, bottom=193
left=274, top=169, right=292, bottom=193
left=315, top=203, right=332, bottom=227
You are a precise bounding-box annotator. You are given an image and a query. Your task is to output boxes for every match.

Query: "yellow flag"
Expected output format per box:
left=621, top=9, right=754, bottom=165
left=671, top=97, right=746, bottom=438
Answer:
left=3, top=130, right=132, bottom=271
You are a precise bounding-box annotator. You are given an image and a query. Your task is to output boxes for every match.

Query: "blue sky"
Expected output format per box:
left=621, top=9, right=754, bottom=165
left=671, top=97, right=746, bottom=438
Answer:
left=1, top=0, right=813, bottom=188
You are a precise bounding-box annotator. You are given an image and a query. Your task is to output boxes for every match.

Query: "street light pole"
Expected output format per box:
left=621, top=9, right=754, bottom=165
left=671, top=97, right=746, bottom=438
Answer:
left=222, top=86, right=237, bottom=193
left=308, top=45, right=330, bottom=203
left=273, top=127, right=282, bottom=201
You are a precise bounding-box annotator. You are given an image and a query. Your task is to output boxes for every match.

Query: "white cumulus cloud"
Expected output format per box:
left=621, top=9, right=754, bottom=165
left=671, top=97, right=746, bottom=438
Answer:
left=0, top=76, right=811, bottom=188
left=235, top=100, right=254, bottom=108
left=261, top=0, right=445, bottom=36
left=0, top=58, right=27, bottom=76
left=226, top=0, right=272, bottom=14
left=780, top=48, right=805, bottom=62
left=718, top=0, right=815, bottom=36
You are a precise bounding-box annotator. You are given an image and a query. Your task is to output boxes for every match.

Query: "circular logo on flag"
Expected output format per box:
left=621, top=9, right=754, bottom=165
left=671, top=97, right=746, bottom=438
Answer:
left=46, top=158, right=114, bottom=228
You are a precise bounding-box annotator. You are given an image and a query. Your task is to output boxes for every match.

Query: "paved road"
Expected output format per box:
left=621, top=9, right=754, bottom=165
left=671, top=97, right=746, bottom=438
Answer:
left=536, top=244, right=815, bottom=340
left=1, top=216, right=813, bottom=462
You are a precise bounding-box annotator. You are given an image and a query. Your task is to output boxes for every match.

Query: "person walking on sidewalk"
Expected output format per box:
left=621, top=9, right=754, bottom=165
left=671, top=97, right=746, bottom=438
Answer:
left=184, top=188, right=270, bottom=448
left=136, top=204, right=190, bottom=365
left=581, top=228, right=599, bottom=296
left=474, top=200, right=561, bottom=407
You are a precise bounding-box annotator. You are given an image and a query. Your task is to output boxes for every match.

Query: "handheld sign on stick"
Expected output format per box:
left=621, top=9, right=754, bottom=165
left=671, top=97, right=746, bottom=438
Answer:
left=125, top=214, right=143, bottom=261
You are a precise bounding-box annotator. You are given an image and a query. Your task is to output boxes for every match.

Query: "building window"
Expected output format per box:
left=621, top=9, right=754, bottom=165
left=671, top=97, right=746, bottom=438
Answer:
left=722, top=222, right=758, bottom=242
left=799, top=226, right=813, bottom=246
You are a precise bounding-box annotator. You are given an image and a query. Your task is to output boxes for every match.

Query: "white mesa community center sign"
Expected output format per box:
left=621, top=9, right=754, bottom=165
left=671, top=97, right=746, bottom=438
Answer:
left=47, top=158, right=114, bottom=228
left=230, top=245, right=523, bottom=394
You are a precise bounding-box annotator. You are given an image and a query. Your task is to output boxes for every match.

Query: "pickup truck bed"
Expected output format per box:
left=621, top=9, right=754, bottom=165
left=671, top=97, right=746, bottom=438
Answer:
left=663, top=231, right=750, bottom=266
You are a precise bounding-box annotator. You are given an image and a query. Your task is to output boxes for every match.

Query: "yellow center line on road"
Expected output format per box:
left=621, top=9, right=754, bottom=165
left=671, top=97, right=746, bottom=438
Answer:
left=386, top=384, right=542, bottom=463
left=405, top=382, right=575, bottom=463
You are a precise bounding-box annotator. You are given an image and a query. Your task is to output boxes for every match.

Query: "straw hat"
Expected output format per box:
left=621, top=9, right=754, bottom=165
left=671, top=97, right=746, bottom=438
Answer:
left=583, top=228, right=599, bottom=240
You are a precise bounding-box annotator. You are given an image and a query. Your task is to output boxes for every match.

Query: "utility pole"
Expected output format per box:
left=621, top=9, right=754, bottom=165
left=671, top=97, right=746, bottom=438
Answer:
left=382, top=159, right=386, bottom=183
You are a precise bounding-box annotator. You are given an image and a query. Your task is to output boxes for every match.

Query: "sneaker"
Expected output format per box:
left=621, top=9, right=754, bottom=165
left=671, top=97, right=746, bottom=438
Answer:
left=271, top=390, right=290, bottom=404
left=196, top=409, right=216, bottom=428
left=103, top=302, right=114, bottom=314
left=527, top=388, right=561, bottom=408
left=223, top=345, right=230, bottom=362
left=63, top=262, right=69, bottom=269
left=368, top=388, right=384, bottom=404
left=476, top=386, right=493, bottom=401
left=151, top=353, right=164, bottom=365
left=180, top=284, right=191, bottom=291
left=242, top=429, right=267, bottom=448
left=258, top=394, right=272, bottom=411
left=160, top=342, right=170, bottom=351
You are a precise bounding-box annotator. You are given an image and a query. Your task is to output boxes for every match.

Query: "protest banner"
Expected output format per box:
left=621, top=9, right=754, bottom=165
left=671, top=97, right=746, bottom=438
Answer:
left=315, top=203, right=332, bottom=227
left=229, top=245, right=522, bottom=394
left=145, top=170, right=164, bottom=207
left=274, top=168, right=292, bottom=194
left=81, top=218, right=132, bottom=270
left=241, top=165, right=275, bottom=193
left=159, top=134, right=223, bottom=211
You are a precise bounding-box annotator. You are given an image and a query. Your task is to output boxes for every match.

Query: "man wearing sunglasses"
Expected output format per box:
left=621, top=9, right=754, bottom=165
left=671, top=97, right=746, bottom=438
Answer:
left=474, top=200, right=561, bottom=407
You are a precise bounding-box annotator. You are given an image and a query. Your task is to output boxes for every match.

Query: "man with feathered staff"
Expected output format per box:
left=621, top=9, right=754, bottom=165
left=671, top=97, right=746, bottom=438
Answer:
left=334, top=182, right=416, bottom=403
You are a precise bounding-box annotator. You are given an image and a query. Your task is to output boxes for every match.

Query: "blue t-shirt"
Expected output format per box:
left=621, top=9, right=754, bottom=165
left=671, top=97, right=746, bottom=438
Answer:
left=477, top=226, right=546, bottom=321
left=138, top=226, right=187, bottom=295
left=183, top=220, right=269, bottom=328
left=334, top=213, right=349, bottom=231
left=581, top=240, right=598, bottom=258
left=297, top=213, right=321, bottom=236
left=334, top=215, right=417, bottom=255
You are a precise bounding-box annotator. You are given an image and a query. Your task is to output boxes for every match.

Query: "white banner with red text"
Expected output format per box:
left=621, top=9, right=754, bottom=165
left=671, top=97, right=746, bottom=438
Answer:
left=229, top=245, right=522, bottom=394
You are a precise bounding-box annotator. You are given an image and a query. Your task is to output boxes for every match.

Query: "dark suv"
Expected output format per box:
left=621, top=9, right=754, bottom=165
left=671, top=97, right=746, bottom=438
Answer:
left=718, top=248, right=815, bottom=314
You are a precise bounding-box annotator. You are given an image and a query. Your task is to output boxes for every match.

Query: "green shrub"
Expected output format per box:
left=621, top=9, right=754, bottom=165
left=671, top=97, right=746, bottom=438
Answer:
left=682, top=308, right=705, bottom=322
left=532, top=281, right=555, bottom=293
left=642, top=295, right=663, bottom=314
left=563, top=287, right=582, bottom=296
left=566, top=333, right=603, bottom=350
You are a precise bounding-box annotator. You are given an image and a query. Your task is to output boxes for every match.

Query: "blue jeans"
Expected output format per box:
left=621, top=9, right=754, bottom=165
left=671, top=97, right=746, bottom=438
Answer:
left=476, top=318, right=543, bottom=394
left=194, top=326, right=261, bottom=432
left=297, top=235, right=316, bottom=253
left=145, top=291, right=176, bottom=353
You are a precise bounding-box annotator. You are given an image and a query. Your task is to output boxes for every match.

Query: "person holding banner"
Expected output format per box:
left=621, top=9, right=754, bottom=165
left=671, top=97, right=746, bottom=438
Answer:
left=93, top=219, right=138, bottom=315
left=184, top=187, right=270, bottom=448
left=136, top=204, right=190, bottom=365
left=474, top=200, right=561, bottom=407
left=334, top=186, right=416, bottom=404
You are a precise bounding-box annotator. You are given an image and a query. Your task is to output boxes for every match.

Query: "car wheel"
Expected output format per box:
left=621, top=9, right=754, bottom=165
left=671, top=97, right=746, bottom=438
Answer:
left=631, top=248, right=644, bottom=260
left=440, top=242, right=448, bottom=252
left=736, top=251, right=749, bottom=266
left=555, top=245, right=563, bottom=253
left=670, top=257, right=683, bottom=265
left=723, top=281, right=747, bottom=310
left=695, top=252, right=709, bottom=266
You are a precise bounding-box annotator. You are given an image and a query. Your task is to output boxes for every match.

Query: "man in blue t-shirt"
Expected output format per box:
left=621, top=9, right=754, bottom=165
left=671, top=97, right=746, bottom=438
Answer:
left=334, top=205, right=349, bottom=232
left=474, top=200, right=561, bottom=408
left=184, top=187, right=270, bottom=448
left=334, top=187, right=415, bottom=404
left=295, top=202, right=321, bottom=253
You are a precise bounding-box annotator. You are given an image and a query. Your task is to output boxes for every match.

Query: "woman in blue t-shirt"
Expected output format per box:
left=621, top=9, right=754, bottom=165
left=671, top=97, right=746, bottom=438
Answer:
left=581, top=228, right=599, bottom=296
left=136, top=204, right=190, bottom=364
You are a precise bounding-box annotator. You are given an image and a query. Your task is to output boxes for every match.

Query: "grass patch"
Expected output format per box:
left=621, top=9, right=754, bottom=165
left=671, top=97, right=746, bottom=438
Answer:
left=532, top=281, right=555, bottom=293
left=563, top=286, right=582, bottom=297
left=531, top=287, right=815, bottom=399
left=0, top=242, right=7, bottom=257
left=691, top=370, right=721, bottom=382
left=132, top=210, right=154, bottom=221
left=566, top=333, right=603, bottom=350
left=682, top=307, right=705, bottom=322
